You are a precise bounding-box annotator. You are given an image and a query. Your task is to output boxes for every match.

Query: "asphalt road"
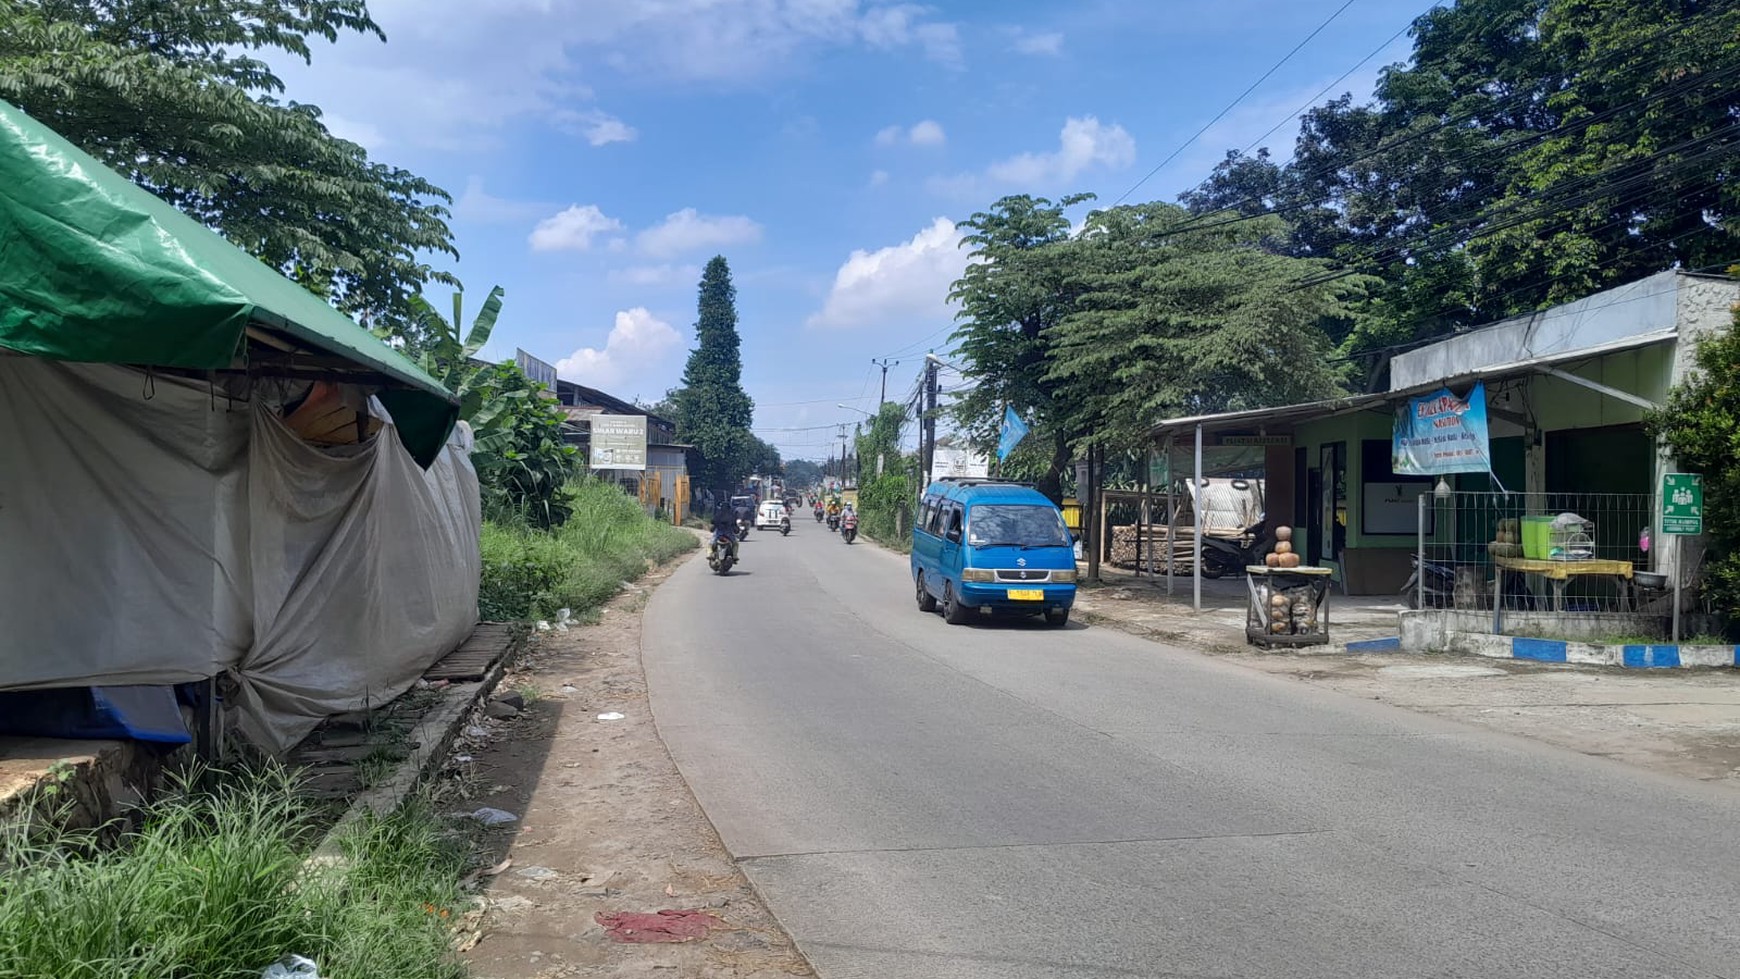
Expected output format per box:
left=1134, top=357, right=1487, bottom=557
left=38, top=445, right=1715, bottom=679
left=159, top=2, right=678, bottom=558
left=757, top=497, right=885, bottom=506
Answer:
left=642, top=521, right=1740, bottom=979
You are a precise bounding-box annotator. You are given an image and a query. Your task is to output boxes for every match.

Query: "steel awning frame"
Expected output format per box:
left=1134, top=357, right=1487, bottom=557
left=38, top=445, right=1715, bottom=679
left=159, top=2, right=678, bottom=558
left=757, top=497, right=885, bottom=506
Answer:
left=1148, top=329, right=1677, bottom=441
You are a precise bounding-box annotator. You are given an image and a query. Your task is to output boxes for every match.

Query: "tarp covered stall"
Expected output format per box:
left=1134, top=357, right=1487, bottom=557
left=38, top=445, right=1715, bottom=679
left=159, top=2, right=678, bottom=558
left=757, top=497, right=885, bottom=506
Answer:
left=0, top=99, right=457, bottom=466
left=0, top=359, right=480, bottom=753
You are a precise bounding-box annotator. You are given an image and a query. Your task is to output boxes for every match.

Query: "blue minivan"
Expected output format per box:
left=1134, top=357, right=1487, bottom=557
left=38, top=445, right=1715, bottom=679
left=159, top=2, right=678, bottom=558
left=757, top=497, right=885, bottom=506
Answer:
left=911, top=478, right=1078, bottom=627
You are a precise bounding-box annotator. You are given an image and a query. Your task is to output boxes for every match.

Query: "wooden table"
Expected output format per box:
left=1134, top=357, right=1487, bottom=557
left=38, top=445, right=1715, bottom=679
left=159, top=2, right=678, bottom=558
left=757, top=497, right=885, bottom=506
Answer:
left=1492, top=556, right=1634, bottom=613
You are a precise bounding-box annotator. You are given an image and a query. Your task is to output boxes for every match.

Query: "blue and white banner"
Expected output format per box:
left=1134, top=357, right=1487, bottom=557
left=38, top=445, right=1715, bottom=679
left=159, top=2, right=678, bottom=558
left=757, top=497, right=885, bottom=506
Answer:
left=997, top=405, right=1030, bottom=462
left=1392, top=383, right=1491, bottom=476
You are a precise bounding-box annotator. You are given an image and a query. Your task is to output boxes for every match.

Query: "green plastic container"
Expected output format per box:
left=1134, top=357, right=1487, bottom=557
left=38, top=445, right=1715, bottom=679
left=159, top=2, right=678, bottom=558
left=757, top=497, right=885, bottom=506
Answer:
left=1521, top=515, right=1553, bottom=560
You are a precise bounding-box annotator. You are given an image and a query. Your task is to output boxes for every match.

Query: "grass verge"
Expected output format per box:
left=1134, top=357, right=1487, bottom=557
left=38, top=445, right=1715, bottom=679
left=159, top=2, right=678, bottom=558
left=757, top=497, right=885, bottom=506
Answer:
left=0, top=767, right=468, bottom=979
left=480, top=478, right=698, bottom=622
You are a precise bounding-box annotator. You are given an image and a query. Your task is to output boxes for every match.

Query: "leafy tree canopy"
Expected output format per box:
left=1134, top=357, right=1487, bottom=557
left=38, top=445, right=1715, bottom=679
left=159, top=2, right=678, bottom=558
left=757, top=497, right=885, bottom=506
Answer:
left=0, top=0, right=458, bottom=341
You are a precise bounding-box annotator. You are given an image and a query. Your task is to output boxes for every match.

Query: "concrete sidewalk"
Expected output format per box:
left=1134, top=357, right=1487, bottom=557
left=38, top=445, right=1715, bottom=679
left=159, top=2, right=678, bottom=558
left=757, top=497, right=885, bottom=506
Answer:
left=1073, top=564, right=1404, bottom=653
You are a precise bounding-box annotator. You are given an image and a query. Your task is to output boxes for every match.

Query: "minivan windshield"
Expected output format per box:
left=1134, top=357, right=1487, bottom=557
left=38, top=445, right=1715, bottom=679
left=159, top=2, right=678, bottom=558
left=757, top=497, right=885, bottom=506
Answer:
left=967, top=504, right=1071, bottom=548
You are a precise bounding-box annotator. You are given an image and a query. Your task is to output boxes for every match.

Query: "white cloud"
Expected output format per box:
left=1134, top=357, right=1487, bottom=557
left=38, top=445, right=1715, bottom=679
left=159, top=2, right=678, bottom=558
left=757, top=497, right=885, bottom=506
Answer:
left=267, top=1, right=964, bottom=149
left=321, top=113, right=386, bottom=151
left=986, top=116, right=1137, bottom=185
left=636, top=208, right=764, bottom=258
left=454, top=176, right=550, bottom=225
left=608, top=264, right=702, bottom=287
left=876, top=119, right=946, bottom=147
left=1009, top=29, right=1064, bottom=56
left=909, top=119, right=946, bottom=146
left=529, top=205, right=626, bottom=252
left=807, top=218, right=969, bottom=330
left=869, top=169, right=891, bottom=187
left=555, top=308, right=683, bottom=390
left=555, top=108, right=639, bottom=146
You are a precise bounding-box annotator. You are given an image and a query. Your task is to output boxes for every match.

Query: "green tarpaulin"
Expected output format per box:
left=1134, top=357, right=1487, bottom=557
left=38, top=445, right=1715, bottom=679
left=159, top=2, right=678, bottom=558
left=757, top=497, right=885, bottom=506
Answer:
left=0, top=99, right=456, bottom=466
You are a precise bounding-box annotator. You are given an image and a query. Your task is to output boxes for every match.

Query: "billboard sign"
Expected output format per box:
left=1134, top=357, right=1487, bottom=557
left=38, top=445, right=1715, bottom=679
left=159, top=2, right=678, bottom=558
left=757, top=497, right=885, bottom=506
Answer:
left=515, top=348, right=558, bottom=392
left=590, top=414, right=647, bottom=471
left=930, top=447, right=989, bottom=483
left=1392, top=383, right=1491, bottom=476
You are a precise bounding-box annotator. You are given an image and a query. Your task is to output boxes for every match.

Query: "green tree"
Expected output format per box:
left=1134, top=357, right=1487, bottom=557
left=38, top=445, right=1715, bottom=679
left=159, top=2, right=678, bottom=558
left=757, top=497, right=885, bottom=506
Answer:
left=948, top=193, right=1092, bottom=500
left=783, top=459, right=824, bottom=488
left=1181, top=0, right=1740, bottom=383
left=0, top=0, right=458, bottom=340
left=669, top=257, right=756, bottom=493
left=1047, top=203, right=1362, bottom=450
left=853, top=403, right=915, bottom=544
left=1649, top=304, right=1740, bottom=626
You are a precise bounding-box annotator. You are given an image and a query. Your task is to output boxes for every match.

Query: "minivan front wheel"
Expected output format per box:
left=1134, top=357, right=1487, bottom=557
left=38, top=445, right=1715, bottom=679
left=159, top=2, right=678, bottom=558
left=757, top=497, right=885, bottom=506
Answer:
left=1045, top=608, right=1070, bottom=628
left=942, top=582, right=972, bottom=625
left=915, top=572, right=937, bottom=612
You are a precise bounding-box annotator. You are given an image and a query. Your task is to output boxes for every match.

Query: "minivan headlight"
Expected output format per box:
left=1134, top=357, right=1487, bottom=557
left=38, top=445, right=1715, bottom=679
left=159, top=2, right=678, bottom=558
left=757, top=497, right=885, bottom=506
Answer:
left=961, top=568, right=995, bottom=582
left=1050, top=569, right=1077, bottom=583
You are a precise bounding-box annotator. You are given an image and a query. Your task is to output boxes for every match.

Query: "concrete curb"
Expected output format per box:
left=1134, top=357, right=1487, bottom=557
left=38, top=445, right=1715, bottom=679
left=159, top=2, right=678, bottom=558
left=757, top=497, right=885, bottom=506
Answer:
left=310, top=632, right=518, bottom=864
left=1442, top=631, right=1740, bottom=669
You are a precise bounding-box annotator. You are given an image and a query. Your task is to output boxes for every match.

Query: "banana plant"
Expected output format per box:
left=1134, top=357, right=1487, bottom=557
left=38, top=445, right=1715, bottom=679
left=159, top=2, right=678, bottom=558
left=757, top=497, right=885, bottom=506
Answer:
left=408, top=285, right=505, bottom=422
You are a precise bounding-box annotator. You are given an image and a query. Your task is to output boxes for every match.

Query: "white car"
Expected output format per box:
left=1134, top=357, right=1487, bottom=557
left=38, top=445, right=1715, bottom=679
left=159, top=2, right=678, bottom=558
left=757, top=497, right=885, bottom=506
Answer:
left=755, top=500, right=789, bottom=530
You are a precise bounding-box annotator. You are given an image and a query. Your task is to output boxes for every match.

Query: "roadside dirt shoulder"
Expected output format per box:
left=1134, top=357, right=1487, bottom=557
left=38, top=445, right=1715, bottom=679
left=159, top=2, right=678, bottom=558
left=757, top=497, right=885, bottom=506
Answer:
left=459, top=558, right=813, bottom=979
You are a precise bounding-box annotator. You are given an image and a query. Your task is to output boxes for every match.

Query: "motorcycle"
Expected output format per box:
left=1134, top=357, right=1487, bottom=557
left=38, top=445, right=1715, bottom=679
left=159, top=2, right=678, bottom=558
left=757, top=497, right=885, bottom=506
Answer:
left=1197, top=519, right=1274, bottom=578
left=1401, top=553, right=1456, bottom=609
left=841, top=512, right=858, bottom=544
left=814, top=505, right=825, bottom=523
left=736, top=515, right=751, bottom=540
left=706, top=532, right=736, bottom=575
left=780, top=516, right=792, bottom=537
left=826, top=512, right=840, bottom=532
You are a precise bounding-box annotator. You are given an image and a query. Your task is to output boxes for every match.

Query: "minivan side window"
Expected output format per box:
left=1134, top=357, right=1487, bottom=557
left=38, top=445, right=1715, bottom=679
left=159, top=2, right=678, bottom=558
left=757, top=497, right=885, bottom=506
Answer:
left=927, top=500, right=946, bottom=536
left=920, top=498, right=939, bottom=535
left=946, top=504, right=964, bottom=541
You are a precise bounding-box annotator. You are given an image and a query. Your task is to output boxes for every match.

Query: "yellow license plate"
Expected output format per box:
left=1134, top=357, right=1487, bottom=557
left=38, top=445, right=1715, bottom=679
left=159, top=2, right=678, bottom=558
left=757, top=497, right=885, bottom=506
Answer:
left=1007, top=589, right=1044, bottom=601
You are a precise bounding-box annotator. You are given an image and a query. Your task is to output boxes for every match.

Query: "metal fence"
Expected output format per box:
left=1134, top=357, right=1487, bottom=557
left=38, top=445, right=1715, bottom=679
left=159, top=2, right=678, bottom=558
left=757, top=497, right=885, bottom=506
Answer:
left=1415, top=490, right=1677, bottom=628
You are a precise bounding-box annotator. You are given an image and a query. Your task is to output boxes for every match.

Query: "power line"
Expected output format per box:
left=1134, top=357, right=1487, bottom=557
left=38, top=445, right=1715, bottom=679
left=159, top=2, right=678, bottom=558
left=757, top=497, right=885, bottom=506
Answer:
left=1112, top=0, right=1361, bottom=206
left=1236, top=7, right=1430, bottom=157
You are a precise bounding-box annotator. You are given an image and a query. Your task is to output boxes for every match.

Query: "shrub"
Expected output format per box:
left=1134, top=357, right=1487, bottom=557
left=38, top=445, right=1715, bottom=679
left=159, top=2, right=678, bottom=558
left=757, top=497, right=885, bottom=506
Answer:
left=478, top=478, right=697, bottom=622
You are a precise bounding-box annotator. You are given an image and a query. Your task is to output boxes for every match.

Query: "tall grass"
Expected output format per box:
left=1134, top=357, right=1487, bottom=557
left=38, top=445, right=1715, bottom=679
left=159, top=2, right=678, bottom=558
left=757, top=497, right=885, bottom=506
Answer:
left=0, top=768, right=467, bottom=979
left=479, top=477, right=697, bottom=621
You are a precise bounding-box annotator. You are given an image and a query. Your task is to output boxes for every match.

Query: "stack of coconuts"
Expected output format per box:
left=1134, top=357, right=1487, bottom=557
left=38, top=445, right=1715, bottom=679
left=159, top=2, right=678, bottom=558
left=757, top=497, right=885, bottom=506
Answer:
left=1489, top=517, right=1522, bottom=558
left=1263, top=525, right=1302, bottom=568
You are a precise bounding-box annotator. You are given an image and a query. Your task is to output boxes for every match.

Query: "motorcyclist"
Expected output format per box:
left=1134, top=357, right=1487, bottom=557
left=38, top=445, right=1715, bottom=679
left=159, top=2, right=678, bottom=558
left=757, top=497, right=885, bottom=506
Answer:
left=732, top=498, right=755, bottom=536
left=710, top=507, right=740, bottom=562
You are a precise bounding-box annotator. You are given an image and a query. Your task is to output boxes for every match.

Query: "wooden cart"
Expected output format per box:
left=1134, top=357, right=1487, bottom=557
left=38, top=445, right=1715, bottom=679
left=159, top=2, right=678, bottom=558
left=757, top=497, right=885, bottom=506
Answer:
left=1245, top=566, right=1334, bottom=648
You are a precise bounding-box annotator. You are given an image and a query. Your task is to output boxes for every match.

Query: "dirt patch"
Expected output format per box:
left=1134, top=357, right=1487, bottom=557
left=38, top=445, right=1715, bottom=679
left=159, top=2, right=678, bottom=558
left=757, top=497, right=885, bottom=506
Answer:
left=455, top=561, right=813, bottom=979
left=1229, top=649, right=1740, bottom=785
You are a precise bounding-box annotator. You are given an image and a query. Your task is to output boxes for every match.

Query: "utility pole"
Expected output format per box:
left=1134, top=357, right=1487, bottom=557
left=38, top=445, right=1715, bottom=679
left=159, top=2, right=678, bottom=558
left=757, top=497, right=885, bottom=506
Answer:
left=921, top=355, right=940, bottom=487
left=838, top=424, right=851, bottom=488
left=872, top=357, right=899, bottom=405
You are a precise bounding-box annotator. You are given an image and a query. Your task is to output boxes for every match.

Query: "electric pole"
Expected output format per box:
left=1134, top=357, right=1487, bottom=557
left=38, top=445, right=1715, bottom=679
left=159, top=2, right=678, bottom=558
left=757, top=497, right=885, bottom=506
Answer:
left=837, top=424, right=851, bottom=488
left=872, top=357, right=899, bottom=405
left=921, top=355, right=940, bottom=487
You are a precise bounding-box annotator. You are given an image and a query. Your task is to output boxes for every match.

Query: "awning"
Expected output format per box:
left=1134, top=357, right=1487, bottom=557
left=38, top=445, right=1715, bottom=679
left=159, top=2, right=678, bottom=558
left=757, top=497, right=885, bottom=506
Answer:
left=1149, top=329, right=1677, bottom=442
left=0, top=100, right=457, bottom=466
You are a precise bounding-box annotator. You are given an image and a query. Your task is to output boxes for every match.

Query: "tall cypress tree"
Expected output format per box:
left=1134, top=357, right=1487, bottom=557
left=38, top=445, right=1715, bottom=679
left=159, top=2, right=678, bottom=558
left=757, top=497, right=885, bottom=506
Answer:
left=671, top=256, right=755, bottom=494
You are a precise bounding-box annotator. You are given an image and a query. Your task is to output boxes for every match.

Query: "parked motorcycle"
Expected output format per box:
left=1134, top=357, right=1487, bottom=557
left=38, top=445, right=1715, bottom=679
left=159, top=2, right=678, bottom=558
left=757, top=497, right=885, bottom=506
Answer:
left=1197, top=519, right=1274, bottom=578
left=706, top=533, right=736, bottom=575
left=1401, top=553, right=1455, bottom=609
left=841, top=512, right=858, bottom=544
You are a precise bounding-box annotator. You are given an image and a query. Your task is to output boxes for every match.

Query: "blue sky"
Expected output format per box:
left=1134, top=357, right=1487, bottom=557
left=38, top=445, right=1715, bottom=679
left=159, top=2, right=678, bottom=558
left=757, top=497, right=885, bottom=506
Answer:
left=272, top=0, right=1423, bottom=460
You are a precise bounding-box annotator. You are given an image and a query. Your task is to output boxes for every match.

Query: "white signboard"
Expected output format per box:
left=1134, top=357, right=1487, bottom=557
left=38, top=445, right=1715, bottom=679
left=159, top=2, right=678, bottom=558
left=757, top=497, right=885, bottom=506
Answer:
left=590, top=414, right=647, bottom=471
left=515, top=348, right=558, bottom=392
left=930, top=447, right=989, bottom=483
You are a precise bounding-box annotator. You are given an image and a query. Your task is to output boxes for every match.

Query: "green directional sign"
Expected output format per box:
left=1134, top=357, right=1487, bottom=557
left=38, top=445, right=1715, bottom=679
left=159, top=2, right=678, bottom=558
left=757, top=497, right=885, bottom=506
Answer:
left=1662, top=473, right=1703, bottom=535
